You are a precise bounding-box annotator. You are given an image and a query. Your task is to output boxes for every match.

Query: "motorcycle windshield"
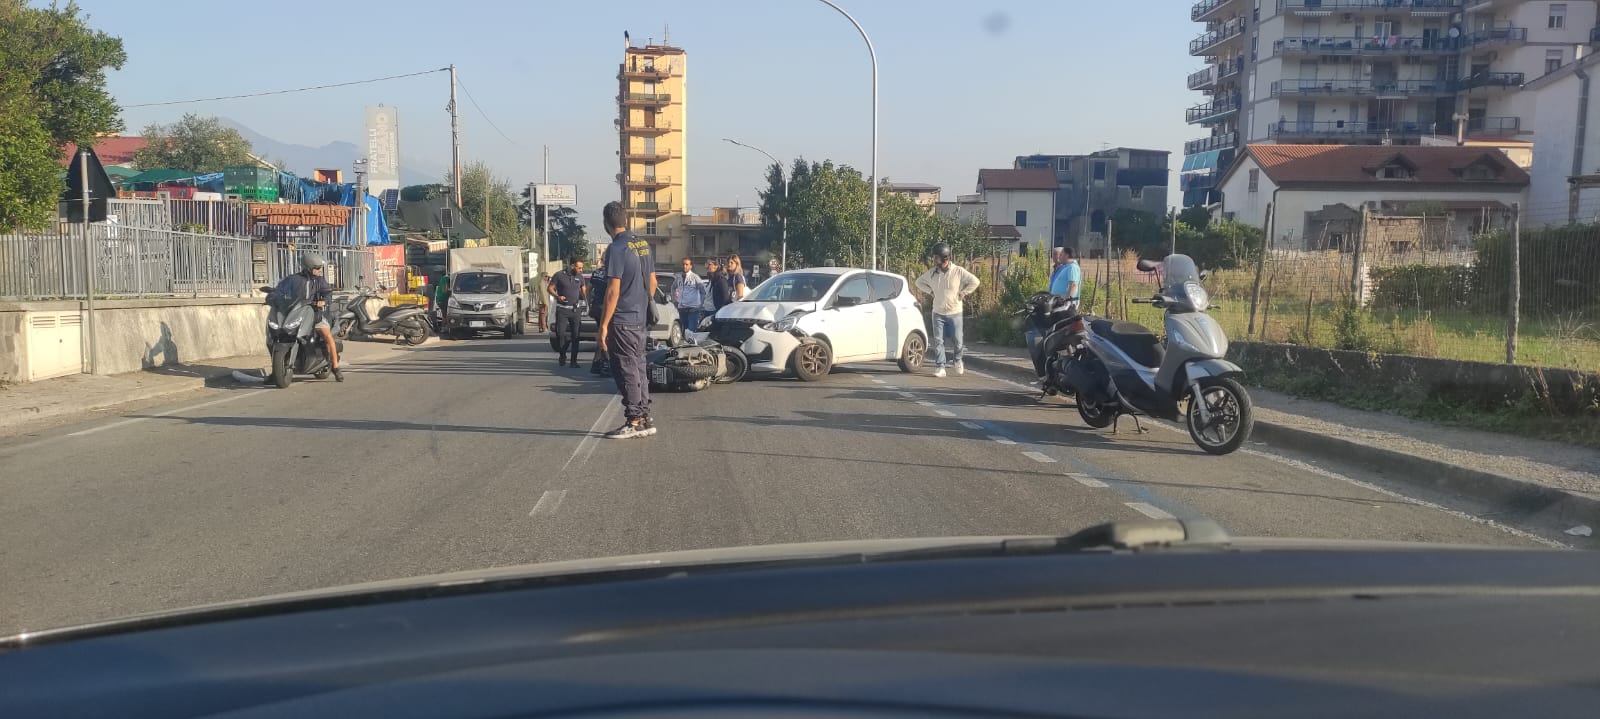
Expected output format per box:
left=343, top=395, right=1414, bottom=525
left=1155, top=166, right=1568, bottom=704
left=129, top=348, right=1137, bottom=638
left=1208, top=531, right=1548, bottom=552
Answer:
left=1161, top=254, right=1201, bottom=295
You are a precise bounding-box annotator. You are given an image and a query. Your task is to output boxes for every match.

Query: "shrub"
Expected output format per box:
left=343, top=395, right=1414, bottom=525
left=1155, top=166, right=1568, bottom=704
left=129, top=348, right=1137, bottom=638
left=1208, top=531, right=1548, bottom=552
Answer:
left=1369, top=264, right=1471, bottom=312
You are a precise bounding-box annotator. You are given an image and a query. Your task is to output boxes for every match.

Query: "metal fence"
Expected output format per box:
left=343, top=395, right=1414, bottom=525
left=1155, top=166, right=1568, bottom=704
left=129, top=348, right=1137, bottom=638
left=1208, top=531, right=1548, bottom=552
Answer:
left=254, top=242, right=374, bottom=292
left=1, top=225, right=255, bottom=300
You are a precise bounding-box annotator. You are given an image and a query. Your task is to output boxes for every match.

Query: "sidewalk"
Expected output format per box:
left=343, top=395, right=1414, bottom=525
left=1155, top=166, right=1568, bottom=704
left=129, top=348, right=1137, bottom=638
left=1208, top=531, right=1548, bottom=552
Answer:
left=0, top=337, right=435, bottom=435
left=962, top=342, right=1600, bottom=532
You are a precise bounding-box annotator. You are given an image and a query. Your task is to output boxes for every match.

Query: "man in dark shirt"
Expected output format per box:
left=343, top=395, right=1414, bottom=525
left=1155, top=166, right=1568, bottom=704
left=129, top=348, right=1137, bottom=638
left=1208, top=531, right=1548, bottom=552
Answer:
left=597, top=201, right=657, bottom=438
left=270, top=253, right=343, bottom=381
left=547, top=257, right=587, bottom=367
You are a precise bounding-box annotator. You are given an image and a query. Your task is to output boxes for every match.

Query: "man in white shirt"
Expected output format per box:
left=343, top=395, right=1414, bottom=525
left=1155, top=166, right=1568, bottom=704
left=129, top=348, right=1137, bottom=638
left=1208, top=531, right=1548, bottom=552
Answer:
left=914, top=243, right=981, bottom=378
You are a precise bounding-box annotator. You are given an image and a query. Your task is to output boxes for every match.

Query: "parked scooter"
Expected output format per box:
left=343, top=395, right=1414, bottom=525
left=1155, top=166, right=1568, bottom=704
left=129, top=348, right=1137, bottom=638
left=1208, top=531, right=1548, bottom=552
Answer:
left=1019, top=291, right=1089, bottom=400
left=1064, top=254, right=1254, bottom=455
left=334, top=287, right=429, bottom=345
left=261, top=286, right=343, bottom=389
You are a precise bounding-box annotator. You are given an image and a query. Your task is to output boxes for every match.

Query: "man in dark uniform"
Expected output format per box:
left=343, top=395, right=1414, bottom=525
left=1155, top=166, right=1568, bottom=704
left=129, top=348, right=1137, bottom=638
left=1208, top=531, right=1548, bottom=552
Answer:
left=547, top=257, right=587, bottom=367
left=597, top=201, right=657, bottom=438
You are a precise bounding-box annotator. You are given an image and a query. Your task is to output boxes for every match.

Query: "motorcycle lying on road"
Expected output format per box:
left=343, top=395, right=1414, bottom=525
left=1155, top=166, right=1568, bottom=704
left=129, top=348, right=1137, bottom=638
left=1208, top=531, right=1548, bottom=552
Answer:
left=261, top=286, right=343, bottom=389
left=333, top=287, right=430, bottom=346
left=647, top=340, right=748, bottom=392
left=1064, top=254, right=1254, bottom=455
left=1019, top=291, right=1089, bottom=400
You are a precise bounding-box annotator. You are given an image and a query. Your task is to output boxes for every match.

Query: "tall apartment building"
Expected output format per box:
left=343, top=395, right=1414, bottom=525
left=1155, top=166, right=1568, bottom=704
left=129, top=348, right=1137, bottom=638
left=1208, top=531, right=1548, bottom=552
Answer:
left=616, top=39, right=687, bottom=266
left=1182, top=0, right=1599, bottom=207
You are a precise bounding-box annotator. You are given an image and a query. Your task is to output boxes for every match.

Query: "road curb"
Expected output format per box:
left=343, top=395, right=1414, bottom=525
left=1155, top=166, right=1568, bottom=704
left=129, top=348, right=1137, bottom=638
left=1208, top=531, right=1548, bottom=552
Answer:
left=961, top=352, right=1600, bottom=530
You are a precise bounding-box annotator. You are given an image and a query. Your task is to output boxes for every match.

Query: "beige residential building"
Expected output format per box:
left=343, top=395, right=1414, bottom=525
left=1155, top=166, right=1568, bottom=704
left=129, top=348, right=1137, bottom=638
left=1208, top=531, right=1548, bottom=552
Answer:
left=1183, top=0, right=1598, bottom=207
left=617, top=39, right=687, bottom=267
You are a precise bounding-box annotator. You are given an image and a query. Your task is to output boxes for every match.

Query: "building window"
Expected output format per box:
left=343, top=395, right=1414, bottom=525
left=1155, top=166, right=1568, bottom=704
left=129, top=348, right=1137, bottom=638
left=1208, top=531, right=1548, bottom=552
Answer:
left=1547, top=49, right=1564, bottom=74
left=1379, top=164, right=1412, bottom=180
left=645, top=220, right=657, bottom=235
left=1130, top=186, right=1144, bottom=200
left=1093, top=162, right=1106, bottom=181
left=1015, top=210, right=1027, bottom=227
left=1550, top=3, right=1567, bottom=29
left=1248, top=169, right=1260, bottom=191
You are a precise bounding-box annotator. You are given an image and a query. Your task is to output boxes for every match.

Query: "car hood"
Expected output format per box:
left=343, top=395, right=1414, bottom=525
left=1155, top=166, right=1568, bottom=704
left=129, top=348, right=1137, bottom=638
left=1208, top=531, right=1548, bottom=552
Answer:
left=452, top=292, right=510, bottom=303
left=0, top=524, right=1523, bottom=648
left=716, top=301, right=817, bottom=323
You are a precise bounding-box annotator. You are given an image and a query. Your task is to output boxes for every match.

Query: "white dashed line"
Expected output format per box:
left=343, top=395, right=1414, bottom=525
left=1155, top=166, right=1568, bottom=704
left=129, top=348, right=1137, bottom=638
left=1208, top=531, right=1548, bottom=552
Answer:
left=934, top=409, right=956, bottom=417
left=959, top=421, right=983, bottom=430
left=916, top=400, right=934, bottom=407
left=898, top=392, right=917, bottom=399
left=1069, top=473, right=1109, bottom=488
left=988, top=435, right=1016, bottom=445
left=562, top=397, right=621, bottom=471
left=871, top=379, right=886, bottom=384
left=1021, top=450, right=1056, bottom=463
left=1125, top=502, right=1175, bottom=520
left=67, top=390, right=267, bottom=437
left=528, top=490, right=568, bottom=517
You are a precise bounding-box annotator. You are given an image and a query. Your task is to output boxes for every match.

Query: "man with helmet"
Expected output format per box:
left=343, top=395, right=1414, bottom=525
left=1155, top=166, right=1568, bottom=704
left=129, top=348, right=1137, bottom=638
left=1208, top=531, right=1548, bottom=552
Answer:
left=270, top=252, right=344, bottom=382
left=914, top=243, right=981, bottom=379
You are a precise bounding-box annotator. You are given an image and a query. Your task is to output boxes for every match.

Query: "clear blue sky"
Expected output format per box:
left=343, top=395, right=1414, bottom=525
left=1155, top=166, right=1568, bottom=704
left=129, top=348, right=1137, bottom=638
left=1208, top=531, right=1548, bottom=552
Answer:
left=71, top=0, right=1198, bottom=219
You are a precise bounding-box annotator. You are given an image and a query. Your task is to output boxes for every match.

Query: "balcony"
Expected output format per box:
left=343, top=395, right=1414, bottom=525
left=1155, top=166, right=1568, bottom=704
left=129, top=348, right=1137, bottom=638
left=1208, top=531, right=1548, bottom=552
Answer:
left=620, top=119, right=675, bottom=135
left=1451, top=71, right=1525, bottom=91
left=1186, top=97, right=1241, bottom=124
left=1461, top=27, right=1527, bottom=48
left=621, top=65, right=677, bottom=81
left=1270, top=78, right=1453, bottom=97
left=622, top=150, right=674, bottom=162
left=1281, top=0, right=1462, bottom=14
left=1466, top=116, right=1522, bottom=135
left=1187, top=66, right=1217, bottom=91
left=621, top=175, right=674, bottom=187
left=621, top=92, right=672, bottom=106
left=1184, top=131, right=1238, bottom=155
left=627, top=201, right=673, bottom=213
left=1190, top=0, right=1237, bottom=22
left=1267, top=120, right=1434, bottom=141
left=1274, top=35, right=1457, bottom=56
left=1190, top=19, right=1246, bottom=56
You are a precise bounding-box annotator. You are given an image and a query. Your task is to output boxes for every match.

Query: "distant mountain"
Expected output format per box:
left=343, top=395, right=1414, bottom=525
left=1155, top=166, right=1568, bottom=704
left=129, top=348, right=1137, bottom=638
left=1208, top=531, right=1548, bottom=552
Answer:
left=221, top=118, right=439, bottom=186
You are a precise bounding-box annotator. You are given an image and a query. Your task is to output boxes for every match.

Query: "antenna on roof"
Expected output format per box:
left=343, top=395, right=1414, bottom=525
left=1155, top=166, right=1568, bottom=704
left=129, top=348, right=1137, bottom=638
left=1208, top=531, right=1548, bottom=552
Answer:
left=663, top=23, right=670, bottom=45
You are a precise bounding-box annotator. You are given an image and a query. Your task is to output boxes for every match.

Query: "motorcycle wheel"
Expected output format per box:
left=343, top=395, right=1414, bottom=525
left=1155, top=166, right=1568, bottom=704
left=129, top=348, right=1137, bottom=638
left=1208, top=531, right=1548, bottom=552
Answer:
left=1186, top=376, right=1253, bottom=456
left=715, top=346, right=749, bottom=384
left=1077, top=397, right=1115, bottom=429
left=334, top=319, right=354, bottom=340
left=269, top=345, right=292, bottom=389
left=401, top=318, right=429, bottom=346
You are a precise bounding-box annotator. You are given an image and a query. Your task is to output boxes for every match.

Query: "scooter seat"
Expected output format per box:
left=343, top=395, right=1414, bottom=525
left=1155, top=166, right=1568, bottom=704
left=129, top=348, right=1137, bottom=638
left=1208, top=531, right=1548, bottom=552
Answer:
left=1099, top=320, right=1164, bottom=368
left=376, top=305, right=417, bottom=319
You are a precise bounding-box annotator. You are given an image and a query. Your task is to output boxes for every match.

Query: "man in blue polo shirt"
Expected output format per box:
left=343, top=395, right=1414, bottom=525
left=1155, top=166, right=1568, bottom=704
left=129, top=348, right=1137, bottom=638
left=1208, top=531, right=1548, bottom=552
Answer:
left=597, top=201, right=657, bottom=439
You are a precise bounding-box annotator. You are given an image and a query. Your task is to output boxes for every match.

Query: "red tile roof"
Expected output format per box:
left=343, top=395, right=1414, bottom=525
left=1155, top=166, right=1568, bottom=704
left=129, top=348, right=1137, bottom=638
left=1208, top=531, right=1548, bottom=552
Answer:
left=978, top=168, right=1058, bottom=191
left=1245, top=144, right=1529, bottom=185
left=59, top=136, right=149, bottom=167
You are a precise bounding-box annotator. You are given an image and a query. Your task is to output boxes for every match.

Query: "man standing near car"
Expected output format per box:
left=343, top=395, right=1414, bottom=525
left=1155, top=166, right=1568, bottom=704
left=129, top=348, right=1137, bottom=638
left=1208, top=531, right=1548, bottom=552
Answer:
left=707, top=256, right=732, bottom=310
left=915, top=243, right=980, bottom=379
left=547, top=257, right=587, bottom=367
left=597, top=201, right=656, bottom=438
left=674, top=257, right=705, bottom=335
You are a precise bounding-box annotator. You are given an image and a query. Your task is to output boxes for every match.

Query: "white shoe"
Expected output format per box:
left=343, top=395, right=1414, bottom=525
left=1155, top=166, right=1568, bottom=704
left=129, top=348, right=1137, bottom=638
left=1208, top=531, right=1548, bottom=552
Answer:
left=933, top=367, right=947, bottom=378
left=953, top=362, right=965, bottom=376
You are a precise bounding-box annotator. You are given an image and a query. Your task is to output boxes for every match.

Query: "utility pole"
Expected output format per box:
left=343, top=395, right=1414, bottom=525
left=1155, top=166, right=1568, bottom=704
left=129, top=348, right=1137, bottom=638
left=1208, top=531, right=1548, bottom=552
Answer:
left=483, top=170, right=490, bottom=237
left=448, top=64, right=462, bottom=209
left=78, top=148, right=97, bottom=375
left=1248, top=202, right=1273, bottom=338
left=1169, top=208, right=1178, bottom=256
left=1506, top=203, right=1521, bottom=364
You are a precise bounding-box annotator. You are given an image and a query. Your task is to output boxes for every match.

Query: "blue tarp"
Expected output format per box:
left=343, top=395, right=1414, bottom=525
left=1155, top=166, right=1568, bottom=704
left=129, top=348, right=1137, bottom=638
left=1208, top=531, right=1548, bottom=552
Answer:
left=364, top=194, right=391, bottom=245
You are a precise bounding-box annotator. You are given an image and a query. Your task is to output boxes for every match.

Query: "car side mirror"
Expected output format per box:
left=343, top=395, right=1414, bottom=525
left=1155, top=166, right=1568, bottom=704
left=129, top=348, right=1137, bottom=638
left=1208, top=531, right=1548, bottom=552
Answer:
left=513, top=284, right=522, bottom=294
left=833, top=295, right=862, bottom=308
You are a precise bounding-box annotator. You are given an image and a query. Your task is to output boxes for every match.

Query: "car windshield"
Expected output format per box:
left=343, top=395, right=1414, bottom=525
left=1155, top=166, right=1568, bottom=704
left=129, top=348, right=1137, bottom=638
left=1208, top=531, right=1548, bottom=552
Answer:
left=2, top=2, right=1589, bottom=649
left=453, top=272, right=508, bottom=294
left=744, top=273, right=835, bottom=302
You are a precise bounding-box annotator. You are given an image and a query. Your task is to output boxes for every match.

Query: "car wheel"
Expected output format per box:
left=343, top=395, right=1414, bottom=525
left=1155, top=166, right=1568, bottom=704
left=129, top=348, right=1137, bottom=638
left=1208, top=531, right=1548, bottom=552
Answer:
left=897, top=332, right=926, bottom=373
left=668, top=321, right=683, bottom=346
left=792, top=337, right=833, bottom=382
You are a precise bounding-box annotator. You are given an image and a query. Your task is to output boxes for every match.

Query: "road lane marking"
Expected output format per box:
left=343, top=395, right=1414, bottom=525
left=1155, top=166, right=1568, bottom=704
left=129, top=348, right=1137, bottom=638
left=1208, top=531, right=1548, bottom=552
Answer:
left=967, top=369, right=1037, bottom=392
left=934, top=409, right=956, bottom=417
left=988, top=435, right=1016, bottom=445
left=915, top=400, right=934, bottom=407
left=562, top=396, right=622, bottom=472
left=1069, top=473, right=1109, bottom=488
left=871, top=379, right=886, bottom=384
left=529, top=490, right=568, bottom=517
left=67, top=390, right=268, bottom=437
left=959, top=421, right=983, bottom=430
left=1021, top=450, right=1056, bottom=463
left=1126, top=502, right=1175, bottom=520
left=897, top=392, right=916, bottom=399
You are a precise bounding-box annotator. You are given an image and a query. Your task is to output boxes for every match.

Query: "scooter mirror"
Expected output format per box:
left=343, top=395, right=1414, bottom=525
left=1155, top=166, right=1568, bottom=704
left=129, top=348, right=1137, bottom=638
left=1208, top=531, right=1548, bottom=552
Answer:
left=1135, top=259, right=1159, bottom=273
left=258, top=286, right=274, bottom=294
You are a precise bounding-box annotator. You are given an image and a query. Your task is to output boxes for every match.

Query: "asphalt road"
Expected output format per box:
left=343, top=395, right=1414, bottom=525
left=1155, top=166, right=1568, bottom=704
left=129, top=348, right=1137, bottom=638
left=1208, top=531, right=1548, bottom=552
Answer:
left=0, top=335, right=1567, bottom=634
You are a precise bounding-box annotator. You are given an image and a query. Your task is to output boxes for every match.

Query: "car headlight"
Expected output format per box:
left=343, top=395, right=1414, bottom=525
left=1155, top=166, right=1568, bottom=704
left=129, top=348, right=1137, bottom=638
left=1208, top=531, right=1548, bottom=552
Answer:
left=698, top=316, right=714, bottom=331
left=493, top=299, right=508, bottom=309
left=1183, top=281, right=1209, bottom=311
left=447, top=296, right=461, bottom=308
left=773, top=314, right=801, bottom=332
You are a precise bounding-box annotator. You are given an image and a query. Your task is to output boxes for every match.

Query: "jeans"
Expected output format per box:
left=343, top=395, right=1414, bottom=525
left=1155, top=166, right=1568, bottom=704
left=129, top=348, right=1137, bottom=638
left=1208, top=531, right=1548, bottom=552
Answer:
left=677, top=308, right=701, bottom=337
left=554, top=309, right=581, bottom=362
left=931, top=313, right=964, bottom=367
left=606, top=322, right=651, bottom=421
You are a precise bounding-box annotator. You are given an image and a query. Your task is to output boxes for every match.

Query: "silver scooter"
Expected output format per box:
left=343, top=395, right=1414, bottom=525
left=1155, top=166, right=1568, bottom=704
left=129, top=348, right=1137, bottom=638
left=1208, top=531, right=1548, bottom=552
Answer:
left=1064, top=254, right=1254, bottom=455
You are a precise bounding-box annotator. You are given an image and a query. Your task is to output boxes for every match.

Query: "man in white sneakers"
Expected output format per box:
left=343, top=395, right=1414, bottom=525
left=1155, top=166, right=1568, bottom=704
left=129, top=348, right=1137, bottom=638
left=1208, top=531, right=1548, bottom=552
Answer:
left=914, top=243, right=981, bottom=378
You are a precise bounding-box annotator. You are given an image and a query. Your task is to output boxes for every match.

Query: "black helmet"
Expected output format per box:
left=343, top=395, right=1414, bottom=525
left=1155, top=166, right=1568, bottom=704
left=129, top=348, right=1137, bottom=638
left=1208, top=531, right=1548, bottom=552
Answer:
left=930, top=243, right=952, bottom=260
left=299, top=252, right=327, bottom=272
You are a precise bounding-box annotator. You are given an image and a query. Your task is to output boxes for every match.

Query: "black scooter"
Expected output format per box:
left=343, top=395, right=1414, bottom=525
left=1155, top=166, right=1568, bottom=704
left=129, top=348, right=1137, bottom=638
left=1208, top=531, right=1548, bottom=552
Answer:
left=1019, top=291, right=1089, bottom=400
left=261, top=286, right=343, bottom=389
left=334, top=287, right=429, bottom=345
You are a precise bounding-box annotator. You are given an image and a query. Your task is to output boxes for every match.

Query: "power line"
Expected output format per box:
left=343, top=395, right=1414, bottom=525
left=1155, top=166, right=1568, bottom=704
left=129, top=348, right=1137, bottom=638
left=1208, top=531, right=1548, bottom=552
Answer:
left=124, top=68, right=450, bottom=108
left=454, top=74, right=521, bottom=148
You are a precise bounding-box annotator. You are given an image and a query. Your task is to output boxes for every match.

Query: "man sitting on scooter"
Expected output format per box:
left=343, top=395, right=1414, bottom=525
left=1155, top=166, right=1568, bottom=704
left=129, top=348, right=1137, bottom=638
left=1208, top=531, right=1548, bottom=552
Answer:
left=272, top=253, right=344, bottom=382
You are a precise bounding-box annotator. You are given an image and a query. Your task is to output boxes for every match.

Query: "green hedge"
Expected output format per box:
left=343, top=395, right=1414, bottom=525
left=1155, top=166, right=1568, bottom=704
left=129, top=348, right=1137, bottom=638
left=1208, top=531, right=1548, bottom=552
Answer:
left=1369, top=264, right=1472, bottom=312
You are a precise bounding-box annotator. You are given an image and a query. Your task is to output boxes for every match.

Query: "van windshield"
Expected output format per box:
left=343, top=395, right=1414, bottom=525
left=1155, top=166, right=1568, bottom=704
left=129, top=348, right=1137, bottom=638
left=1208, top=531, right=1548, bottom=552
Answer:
left=454, top=272, right=509, bottom=294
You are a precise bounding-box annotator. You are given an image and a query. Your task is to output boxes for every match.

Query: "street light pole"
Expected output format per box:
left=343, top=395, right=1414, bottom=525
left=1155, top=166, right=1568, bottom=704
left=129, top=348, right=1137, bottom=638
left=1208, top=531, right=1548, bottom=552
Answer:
left=723, top=138, right=787, bottom=270
left=816, top=0, right=878, bottom=270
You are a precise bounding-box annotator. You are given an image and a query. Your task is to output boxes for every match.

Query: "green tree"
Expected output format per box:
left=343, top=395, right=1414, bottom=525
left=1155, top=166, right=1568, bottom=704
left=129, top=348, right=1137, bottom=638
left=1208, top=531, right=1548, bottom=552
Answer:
left=518, top=190, right=592, bottom=261
left=1178, top=205, right=1212, bottom=232
left=1109, top=208, right=1169, bottom=258
left=0, top=0, right=125, bottom=229
left=133, top=114, right=256, bottom=173
left=453, top=160, right=523, bottom=247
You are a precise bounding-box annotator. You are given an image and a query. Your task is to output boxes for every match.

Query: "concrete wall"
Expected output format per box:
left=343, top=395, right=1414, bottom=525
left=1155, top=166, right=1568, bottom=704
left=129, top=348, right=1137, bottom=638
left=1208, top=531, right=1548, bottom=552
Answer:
left=982, top=189, right=1053, bottom=252
left=1529, top=67, right=1600, bottom=226
left=0, top=297, right=267, bottom=382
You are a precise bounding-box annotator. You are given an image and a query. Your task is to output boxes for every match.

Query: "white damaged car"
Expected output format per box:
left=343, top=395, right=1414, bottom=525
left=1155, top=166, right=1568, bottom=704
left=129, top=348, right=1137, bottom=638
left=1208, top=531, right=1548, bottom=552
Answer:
left=688, top=267, right=928, bottom=381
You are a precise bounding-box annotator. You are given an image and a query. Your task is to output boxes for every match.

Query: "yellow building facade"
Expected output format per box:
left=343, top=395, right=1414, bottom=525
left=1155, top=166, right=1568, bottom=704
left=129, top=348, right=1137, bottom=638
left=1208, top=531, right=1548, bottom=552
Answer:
left=617, top=41, right=687, bottom=268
